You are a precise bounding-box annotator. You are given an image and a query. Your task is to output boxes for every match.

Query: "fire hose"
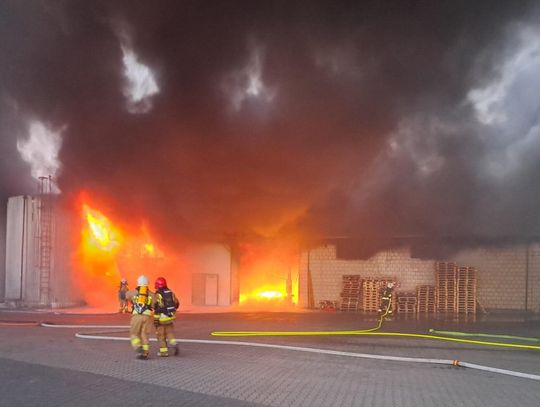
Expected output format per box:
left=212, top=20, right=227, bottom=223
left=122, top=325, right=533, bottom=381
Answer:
left=428, top=329, right=540, bottom=343
left=38, top=321, right=540, bottom=382
left=210, top=302, right=540, bottom=351
left=37, top=300, right=540, bottom=382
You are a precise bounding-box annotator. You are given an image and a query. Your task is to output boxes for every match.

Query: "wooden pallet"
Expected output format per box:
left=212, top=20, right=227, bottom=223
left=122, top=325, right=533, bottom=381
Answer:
left=417, top=285, right=436, bottom=313
left=455, top=267, right=477, bottom=314
left=362, top=278, right=396, bottom=312
left=397, top=304, right=416, bottom=313
left=436, top=262, right=457, bottom=313
left=339, top=275, right=363, bottom=312
left=340, top=300, right=359, bottom=312
left=319, top=300, right=338, bottom=311
left=396, top=292, right=417, bottom=314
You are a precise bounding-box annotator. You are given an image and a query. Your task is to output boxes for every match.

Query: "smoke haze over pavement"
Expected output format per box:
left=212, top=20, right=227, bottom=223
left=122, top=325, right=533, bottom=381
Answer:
left=2, top=0, right=540, bottom=246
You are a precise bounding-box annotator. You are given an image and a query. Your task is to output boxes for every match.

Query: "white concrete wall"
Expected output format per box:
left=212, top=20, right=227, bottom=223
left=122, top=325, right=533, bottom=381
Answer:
left=186, top=244, right=231, bottom=306
left=5, top=196, right=31, bottom=301
left=49, top=203, right=84, bottom=307
left=299, top=244, right=434, bottom=308
left=4, top=196, right=83, bottom=307
left=0, top=200, right=6, bottom=302
left=299, top=242, right=540, bottom=313
left=450, top=244, right=540, bottom=311
left=5, top=196, right=45, bottom=304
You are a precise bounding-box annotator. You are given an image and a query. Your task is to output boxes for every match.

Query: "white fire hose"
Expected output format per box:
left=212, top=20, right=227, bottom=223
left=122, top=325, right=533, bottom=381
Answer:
left=40, top=322, right=540, bottom=382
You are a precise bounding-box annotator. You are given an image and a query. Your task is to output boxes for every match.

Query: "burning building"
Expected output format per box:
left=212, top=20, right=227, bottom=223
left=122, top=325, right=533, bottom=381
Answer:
left=0, top=191, right=297, bottom=310
left=0, top=187, right=234, bottom=308
left=2, top=2, right=540, bottom=315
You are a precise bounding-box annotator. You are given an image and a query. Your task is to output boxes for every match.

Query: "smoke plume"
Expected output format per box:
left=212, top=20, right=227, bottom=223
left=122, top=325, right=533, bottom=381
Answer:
left=1, top=0, right=540, bottom=247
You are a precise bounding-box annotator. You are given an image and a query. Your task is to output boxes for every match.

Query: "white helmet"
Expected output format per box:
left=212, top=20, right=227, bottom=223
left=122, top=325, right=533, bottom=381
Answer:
left=137, top=275, right=149, bottom=286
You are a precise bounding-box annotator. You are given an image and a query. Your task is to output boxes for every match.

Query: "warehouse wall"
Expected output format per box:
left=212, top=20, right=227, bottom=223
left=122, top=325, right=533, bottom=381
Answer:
left=451, top=244, right=540, bottom=312
left=49, top=203, right=84, bottom=307
left=186, top=244, right=232, bottom=306
left=3, top=196, right=83, bottom=307
left=0, top=200, right=6, bottom=302
left=4, top=196, right=36, bottom=302
left=299, top=242, right=540, bottom=313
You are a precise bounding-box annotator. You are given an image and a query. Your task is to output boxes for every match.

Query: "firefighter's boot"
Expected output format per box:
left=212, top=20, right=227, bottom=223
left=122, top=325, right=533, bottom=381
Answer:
left=136, top=347, right=149, bottom=360
left=173, top=345, right=180, bottom=356
left=157, top=345, right=169, bottom=357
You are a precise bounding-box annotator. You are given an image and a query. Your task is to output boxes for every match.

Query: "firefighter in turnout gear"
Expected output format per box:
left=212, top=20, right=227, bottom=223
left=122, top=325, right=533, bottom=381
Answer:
left=118, top=278, right=129, bottom=313
left=153, top=276, right=180, bottom=357
left=125, top=275, right=154, bottom=359
left=378, top=281, right=395, bottom=319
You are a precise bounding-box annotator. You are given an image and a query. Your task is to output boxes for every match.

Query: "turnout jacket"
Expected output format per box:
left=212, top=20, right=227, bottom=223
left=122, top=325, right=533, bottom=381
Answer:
left=153, top=288, right=180, bottom=324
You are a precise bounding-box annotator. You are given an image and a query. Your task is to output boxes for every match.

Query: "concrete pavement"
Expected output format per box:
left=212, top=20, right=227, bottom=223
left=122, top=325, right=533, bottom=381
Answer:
left=0, top=310, right=539, bottom=406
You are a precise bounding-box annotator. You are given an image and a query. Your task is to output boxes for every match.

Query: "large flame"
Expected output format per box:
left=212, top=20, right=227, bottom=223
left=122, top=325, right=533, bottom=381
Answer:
left=83, top=204, right=121, bottom=252
left=75, top=201, right=179, bottom=310
left=237, top=242, right=298, bottom=309
left=75, top=200, right=299, bottom=312
left=76, top=204, right=124, bottom=308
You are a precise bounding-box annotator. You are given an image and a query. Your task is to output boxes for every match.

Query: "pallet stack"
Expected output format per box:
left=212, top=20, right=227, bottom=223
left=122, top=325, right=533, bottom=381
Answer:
left=416, top=285, right=436, bottom=313
left=340, top=275, right=362, bottom=312
left=319, top=300, right=338, bottom=311
left=396, top=292, right=417, bottom=314
left=436, top=262, right=457, bottom=313
left=362, top=278, right=394, bottom=312
left=456, top=266, right=477, bottom=314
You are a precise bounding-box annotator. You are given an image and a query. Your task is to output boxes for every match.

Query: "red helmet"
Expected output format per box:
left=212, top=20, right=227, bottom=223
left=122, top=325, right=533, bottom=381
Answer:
left=155, top=277, right=167, bottom=289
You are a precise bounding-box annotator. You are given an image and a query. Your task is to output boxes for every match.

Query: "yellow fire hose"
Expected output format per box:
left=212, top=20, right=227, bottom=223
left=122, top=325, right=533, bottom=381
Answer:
left=37, top=307, right=540, bottom=382
left=211, top=302, right=540, bottom=351
left=428, top=329, right=540, bottom=343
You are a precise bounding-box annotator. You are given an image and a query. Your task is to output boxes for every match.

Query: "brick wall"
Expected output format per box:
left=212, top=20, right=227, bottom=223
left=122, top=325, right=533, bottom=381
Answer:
left=299, top=242, right=540, bottom=313
left=451, top=243, right=540, bottom=311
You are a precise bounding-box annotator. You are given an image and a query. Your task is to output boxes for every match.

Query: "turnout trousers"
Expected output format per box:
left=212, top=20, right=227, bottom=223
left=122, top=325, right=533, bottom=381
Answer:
left=130, top=313, right=153, bottom=355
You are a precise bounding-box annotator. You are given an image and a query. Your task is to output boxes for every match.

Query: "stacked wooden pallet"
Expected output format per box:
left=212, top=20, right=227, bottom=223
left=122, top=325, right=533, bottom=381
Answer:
left=396, top=292, right=417, bottom=314
left=340, top=275, right=362, bottom=312
left=456, top=266, right=477, bottom=314
left=362, top=278, right=393, bottom=312
left=416, top=285, right=436, bottom=313
left=436, top=262, right=457, bottom=313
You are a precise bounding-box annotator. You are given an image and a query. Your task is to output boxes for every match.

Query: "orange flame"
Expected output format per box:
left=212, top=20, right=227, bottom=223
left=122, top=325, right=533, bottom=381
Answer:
left=257, top=290, right=284, bottom=300
left=76, top=204, right=124, bottom=308
left=83, top=205, right=121, bottom=252
left=76, top=202, right=177, bottom=310
left=237, top=242, right=298, bottom=309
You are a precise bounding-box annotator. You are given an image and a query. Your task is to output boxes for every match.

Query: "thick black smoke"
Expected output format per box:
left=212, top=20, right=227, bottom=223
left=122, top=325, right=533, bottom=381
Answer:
left=1, top=0, right=540, bottom=246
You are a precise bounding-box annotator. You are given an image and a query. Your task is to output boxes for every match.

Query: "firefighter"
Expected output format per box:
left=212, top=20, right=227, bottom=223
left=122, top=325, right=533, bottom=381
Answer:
left=125, top=275, right=153, bottom=360
left=378, top=281, right=395, bottom=318
left=118, top=278, right=129, bottom=313
left=153, top=276, right=180, bottom=357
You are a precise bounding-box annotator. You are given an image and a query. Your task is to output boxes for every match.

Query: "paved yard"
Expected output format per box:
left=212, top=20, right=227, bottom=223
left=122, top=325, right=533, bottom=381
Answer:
left=0, top=310, right=539, bottom=406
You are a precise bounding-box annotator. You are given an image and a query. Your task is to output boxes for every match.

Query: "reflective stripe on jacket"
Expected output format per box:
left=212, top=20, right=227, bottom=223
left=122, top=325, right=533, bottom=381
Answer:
left=154, top=288, right=179, bottom=324
left=132, top=287, right=153, bottom=316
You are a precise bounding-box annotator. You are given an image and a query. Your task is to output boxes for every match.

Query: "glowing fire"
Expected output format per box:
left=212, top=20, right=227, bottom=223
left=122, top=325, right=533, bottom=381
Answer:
left=140, top=224, right=163, bottom=258
left=76, top=202, right=173, bottom=309
left=76, top=200, right=300, bottom=311
left=83, top=205, right=121, bottom=252
left=237, top=242, right=298, bottom=308
left=239, top=287, right=288, bottom=304
left=144, top=243, right=155, bottom=255
left=257, top=290, right=284, bottom=299
left=77, top=204, right=124, bottom=307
